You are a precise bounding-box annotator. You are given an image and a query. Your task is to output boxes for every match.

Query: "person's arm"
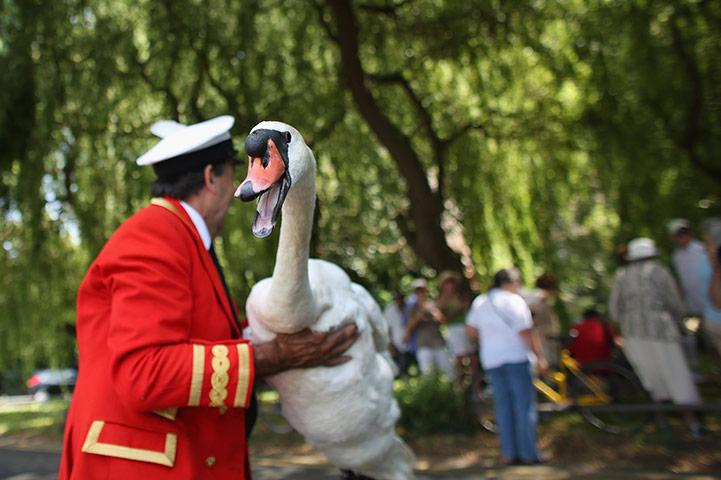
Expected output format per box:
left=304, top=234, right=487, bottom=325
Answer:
left=710, top=250, right=721, bottom=310
left=436, top=291, right=450, bottom=312
left=608, top=270, right=622, bottom=323
left=466, top=324, right=479, bottom=343
left=403, top=307, right=421, bottom=343
left=658, top=264, right=685, bottom=321
left=427, top=302, right=447, bottom=324
left=508, top=295, right=547, bottom=373
left=519, top=328, right=548, bottom=375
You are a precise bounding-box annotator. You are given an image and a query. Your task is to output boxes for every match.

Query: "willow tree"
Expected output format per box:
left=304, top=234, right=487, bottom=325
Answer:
left=1, top=0, right=719, bottom=374
left=574, top=0, right=721, bottom=241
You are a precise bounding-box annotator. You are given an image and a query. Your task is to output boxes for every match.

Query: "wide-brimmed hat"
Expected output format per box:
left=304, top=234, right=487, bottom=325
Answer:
left=626, top=237, right=659, bottom=261
left=438, top=270, right=462, bottom=286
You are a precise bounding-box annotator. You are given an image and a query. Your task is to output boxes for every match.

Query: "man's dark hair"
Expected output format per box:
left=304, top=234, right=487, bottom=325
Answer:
left=491, top=268, right=520, bottom=290
left=535, top=273, right=557, bottom=290
left=582, top=309, right=599, bottom=320
left=150, top=159, right=230, bottom=200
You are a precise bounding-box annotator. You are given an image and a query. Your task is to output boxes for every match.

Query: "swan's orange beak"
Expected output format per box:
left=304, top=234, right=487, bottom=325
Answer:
left=235, top=139, right=286, bottom=201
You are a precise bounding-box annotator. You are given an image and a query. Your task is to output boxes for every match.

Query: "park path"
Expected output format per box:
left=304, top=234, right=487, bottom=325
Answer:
left=1, top=448, right=720, bottom=480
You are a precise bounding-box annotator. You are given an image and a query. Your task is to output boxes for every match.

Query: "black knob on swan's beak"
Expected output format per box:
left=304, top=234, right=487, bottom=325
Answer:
left=245, top=130, right=267, bottom=158
left=236, top=181, right=259, bottom=202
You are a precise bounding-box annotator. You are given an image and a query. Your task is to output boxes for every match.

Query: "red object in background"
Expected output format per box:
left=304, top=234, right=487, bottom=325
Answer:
left=26, top=375, right=40, bottom=388
left=568, top=316, right=617, bottom=365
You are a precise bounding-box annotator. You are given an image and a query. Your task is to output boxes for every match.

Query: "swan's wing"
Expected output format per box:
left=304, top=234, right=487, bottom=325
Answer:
left=350, top=283, right=389, bottom=351
left=351, top=283, right=399, bottom=377
left=350, top=283, right=400, bottom=372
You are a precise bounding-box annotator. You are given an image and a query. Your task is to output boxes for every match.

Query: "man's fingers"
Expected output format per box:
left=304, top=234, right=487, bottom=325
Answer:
left=318, top=323, right=359, bottom=364
left=332, top=322, right=359, bottom=338
left=323, top=355, right=353, bottom=367
left=321, top=323, right=358, bottom=347
left=323, top=336, right=358, bottom=360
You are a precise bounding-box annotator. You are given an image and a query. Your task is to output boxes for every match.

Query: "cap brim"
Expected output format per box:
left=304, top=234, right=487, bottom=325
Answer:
left=137, top=115, right=235, bottom=166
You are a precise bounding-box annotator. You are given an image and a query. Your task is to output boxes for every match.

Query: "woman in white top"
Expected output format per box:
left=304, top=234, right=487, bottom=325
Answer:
left=466, top=268, right=547, bottom=465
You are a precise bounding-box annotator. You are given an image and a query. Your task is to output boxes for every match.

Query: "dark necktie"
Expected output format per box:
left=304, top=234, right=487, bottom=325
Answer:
left=209, top=245, right=240, bottom=332
left=209, top=244, right=257, bottom=437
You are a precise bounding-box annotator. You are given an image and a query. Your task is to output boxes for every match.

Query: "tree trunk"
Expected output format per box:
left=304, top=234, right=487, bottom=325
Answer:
left=326, top=0, right=464, bottom=274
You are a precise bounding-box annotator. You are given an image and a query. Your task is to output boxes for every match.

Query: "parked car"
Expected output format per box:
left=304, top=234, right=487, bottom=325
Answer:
left=26, top=368, right=77, bottom=402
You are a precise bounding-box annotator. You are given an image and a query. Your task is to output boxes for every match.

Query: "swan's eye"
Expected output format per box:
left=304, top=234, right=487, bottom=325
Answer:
left=285, top=131, right=292, bottom=143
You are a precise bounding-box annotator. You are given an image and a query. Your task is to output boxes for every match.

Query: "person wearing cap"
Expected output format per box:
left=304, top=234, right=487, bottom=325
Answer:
left=58, top=116, right=358, bottom=479
left=669, top=218, right=707, bottom=317
left=403, top=278, right=454, bottom=378
left=436, top=270, right=478, bottom=387
left=609, top=237, right=703, bottom=437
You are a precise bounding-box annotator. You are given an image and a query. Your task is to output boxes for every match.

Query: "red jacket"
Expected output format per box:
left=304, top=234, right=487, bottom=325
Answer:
left=568, top=317, right=617, bottom=366
left=59, top=197, right=255, bottom=479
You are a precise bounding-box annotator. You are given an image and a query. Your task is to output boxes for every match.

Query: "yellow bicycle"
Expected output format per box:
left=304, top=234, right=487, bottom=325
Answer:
left=471, top=347, right=651, bottom=434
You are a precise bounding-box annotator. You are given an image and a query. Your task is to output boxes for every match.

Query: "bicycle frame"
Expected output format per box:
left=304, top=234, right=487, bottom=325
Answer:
left=533, top=349, right=611, bottom=406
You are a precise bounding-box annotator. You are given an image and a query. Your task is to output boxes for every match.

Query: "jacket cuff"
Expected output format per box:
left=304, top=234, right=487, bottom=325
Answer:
left=187, top=341, right=254, bottom=408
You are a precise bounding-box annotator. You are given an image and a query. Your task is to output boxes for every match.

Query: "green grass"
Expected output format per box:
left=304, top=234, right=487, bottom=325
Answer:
left=0, top=400, right=69, bottom=437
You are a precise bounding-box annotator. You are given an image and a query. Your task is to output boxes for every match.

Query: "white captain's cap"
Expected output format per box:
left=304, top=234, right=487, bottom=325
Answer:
left=137, top=115, right=237, bottom=180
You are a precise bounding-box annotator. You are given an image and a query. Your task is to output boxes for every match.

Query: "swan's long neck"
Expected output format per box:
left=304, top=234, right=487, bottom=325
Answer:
left=268, top=166, right=317, bottom=328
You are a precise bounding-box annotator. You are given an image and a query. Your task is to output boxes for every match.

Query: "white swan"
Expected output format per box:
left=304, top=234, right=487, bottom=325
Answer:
left=235, top=121, right=415, bottom=480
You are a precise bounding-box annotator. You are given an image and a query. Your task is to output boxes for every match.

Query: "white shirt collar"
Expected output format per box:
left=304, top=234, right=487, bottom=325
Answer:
left=179, top=200, right=212, bottom=250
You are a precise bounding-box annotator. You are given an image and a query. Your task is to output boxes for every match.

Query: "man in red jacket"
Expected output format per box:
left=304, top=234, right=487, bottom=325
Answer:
left=59, top=115, right=358, bottom=479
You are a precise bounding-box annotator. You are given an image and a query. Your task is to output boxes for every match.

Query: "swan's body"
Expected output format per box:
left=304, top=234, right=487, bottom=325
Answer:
left=236, top=121, right=414, bottom=480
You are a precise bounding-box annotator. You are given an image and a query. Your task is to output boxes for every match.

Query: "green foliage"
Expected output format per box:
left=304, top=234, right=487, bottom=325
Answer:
left=395, top=374, right=477, bottom=435
left=0, top=400, right=69, bottom=437
left=1, top=0, right=719, bottom=375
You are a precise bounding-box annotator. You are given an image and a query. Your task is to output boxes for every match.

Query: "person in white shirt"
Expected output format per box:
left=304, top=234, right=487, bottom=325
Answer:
left=384, top=290, right=412, bottom=377
left=466, top=268, right=547, bottom=466
left=669, top=219, right=707, bottom=316
left=669, top=218, right=706, bottom=376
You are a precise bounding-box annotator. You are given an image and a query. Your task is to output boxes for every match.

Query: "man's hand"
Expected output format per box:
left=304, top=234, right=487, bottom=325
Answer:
left=253, top=323, right=360, bottom=378
left=536, top=357, right=549, bottom=376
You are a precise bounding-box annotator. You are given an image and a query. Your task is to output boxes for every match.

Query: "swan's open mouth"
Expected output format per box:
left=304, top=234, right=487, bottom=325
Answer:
left=235, top=133, right=292, bottom=238
left=249, top=173, right=291, bottom=238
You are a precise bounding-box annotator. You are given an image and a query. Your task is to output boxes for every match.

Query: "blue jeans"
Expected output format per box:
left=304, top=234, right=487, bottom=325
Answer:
left=487, top=360, right=539, bottom=461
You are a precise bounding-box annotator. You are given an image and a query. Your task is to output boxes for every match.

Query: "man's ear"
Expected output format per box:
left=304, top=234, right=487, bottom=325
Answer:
left=203, top=164, right=217, bottom=193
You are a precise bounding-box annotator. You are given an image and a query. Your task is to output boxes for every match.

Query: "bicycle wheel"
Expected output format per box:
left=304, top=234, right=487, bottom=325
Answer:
left=257, top=383, right=294, bottom=434
left=572, top=361, right=651, bottom=434
left=468, top=372, right=497, bottom=433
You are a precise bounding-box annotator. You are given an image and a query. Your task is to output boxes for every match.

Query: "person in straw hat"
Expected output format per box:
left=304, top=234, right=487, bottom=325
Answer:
left=609, top=237, right=703, bottom=437
left=59, top=115, right=358, bottom=479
